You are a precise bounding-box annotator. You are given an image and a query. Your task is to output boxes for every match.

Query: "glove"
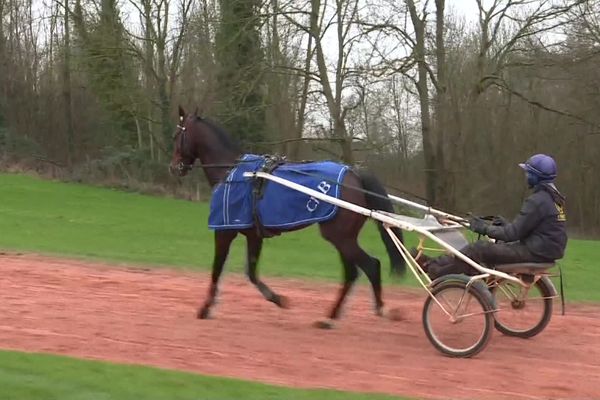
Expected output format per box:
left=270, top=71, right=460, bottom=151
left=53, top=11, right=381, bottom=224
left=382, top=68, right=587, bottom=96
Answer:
left=469, top=216, right=488, bottom=235
left=492, top=216, right=509, bottom=226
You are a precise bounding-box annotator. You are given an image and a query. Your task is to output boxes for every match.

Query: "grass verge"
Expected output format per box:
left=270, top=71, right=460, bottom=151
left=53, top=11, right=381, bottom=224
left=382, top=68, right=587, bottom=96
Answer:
left=0, top=350, right=407, bottom=400
left=1, top=172, right=597, bottom=300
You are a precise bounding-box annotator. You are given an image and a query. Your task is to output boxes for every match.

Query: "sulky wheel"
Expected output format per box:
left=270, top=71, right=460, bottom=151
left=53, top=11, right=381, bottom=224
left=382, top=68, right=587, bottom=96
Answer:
left=491, top=276, right=555, bottom=338
left=422, top=279, right=495, bottom=358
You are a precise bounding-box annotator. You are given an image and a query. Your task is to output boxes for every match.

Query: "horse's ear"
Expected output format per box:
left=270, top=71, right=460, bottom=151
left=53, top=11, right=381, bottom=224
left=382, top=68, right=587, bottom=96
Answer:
left=178, top=105, right=185, bottom=121
left=193, top=106, right=204, bottom=120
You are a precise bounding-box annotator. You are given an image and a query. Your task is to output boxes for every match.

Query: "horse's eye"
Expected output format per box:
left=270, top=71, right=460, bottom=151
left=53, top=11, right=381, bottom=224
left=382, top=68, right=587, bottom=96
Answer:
left=173, top=128, right=182, bottom=141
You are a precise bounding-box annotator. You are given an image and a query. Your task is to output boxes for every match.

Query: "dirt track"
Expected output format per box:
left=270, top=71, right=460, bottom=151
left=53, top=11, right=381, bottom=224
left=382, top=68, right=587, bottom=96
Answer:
left=1, top=253, right=600, bottom=399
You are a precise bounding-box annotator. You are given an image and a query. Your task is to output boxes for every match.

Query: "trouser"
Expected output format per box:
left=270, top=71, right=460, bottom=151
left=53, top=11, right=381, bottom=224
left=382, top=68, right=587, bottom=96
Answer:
left=427, top=241, right=548, bottom=280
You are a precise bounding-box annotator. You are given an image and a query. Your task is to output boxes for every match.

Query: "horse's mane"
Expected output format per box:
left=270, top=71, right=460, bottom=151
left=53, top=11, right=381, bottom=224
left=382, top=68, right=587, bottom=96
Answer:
left=198, top=117, right=241, bottom=153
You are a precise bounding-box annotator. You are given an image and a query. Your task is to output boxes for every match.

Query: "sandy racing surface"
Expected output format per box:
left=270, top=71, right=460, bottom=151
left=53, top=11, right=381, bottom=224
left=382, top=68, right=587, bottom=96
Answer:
left=1, top=253, right=600, bottom=399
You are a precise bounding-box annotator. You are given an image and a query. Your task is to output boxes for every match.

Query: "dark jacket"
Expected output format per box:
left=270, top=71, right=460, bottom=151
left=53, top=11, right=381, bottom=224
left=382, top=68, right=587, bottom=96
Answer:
left=486, top=183, right=567, bottom=261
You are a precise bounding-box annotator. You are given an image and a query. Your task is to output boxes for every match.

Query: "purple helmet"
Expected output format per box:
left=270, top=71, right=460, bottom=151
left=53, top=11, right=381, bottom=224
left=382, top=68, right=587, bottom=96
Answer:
left=518, top=154, right=557, bottom=180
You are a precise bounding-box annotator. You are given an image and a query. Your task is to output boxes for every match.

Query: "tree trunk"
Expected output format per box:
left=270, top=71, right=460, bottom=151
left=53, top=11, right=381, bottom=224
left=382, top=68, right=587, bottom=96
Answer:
left=157, top=36, right=169, bottom=161
left=407, top=0, right=436, bottom=205
left=310, top=0, right=353, bottom=164
left=268, top=0, right=286, bottom=154
left=291, top=33, right=314, bottom=161
left=62, top=0, right=74, bottom=167
left=337, top=121, right=353, bottom=164
left=143, top=0, right=154, bottom=159
left=0, top=0, right=6, bottom=123
left=433, top=0, right=449, bottom=208
left=391, top=77, right=409, bottom=163
left=133, top=112, right=142, bottom=149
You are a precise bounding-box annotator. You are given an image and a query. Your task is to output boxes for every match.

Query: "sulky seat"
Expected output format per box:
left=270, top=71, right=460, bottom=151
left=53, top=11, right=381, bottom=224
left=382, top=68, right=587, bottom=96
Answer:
left=493, top=262, right=556, bottom=275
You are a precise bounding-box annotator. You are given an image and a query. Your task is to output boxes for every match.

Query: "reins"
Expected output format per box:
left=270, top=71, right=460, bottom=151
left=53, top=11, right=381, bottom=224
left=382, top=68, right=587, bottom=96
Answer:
left=186, top=157, right=464, bottom=219
left=173, top=116, right=464, bottom=218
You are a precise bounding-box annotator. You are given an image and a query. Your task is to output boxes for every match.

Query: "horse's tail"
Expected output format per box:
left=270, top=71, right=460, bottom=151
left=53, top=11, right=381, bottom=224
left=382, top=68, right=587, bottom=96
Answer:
left=358, top=171, right=406, bottom=276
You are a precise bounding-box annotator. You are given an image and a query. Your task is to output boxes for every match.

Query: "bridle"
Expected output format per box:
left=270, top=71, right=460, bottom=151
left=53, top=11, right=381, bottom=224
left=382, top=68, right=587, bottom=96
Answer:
left=173, top=116, right=193, bottom=174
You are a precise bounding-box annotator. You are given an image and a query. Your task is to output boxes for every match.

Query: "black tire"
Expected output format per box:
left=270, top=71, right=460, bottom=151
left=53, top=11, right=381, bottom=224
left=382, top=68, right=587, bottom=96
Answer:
left=492, top=276, right=554, bottom=338
left=422, top=281, right=495, bottom=358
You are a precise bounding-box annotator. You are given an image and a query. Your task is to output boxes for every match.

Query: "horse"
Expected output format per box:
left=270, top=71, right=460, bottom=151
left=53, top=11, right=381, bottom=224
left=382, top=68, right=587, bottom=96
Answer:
left=169, top=106, right=406, bottom=328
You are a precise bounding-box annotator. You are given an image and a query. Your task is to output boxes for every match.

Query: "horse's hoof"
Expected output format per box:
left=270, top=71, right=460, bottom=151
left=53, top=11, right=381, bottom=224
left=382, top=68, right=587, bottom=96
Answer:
left=312, top=319, right=335, bottom=329
left=197, top=307, right=211, bottom=319
left=380, top=306, right=405, bottom=321
left=275, top=295, right=290, bottom=309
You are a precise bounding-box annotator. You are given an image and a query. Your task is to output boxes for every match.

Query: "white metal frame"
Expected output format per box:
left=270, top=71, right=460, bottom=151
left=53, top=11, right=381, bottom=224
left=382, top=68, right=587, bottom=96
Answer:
left=241, top=171, right=564, bottom=355
left=387, top=194, right=466, bottom=223
left=242, top=170, right=525, bottom=297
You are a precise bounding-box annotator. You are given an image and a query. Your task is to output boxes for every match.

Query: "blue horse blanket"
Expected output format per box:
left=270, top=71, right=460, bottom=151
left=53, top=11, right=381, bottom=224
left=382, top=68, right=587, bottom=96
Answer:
left=208, top=154, right=350, bottom=230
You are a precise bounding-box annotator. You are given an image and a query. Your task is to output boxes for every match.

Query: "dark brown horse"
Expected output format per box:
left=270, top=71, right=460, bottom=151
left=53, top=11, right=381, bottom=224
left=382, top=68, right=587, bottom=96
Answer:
left=169, top=106, right=405, bottom=328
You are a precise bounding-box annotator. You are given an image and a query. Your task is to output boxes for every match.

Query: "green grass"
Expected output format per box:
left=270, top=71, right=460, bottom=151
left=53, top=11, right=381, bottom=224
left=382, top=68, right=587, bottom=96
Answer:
left=0, top=350, right=406, bottom=400
left=0, top=172, right=413, bottom=282
left=1, top=172, right=599, bottom=300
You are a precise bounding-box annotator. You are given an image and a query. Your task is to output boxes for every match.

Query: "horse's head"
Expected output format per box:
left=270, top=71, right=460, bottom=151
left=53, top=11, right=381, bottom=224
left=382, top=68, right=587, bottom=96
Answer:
left=169, top=106, right=199, bottom=177
left=169, top=106, right=242, bottom=184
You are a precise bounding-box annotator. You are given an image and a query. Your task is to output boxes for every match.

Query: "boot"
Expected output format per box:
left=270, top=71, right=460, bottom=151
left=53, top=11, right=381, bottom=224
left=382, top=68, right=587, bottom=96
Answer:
left=409, top=248, right=432, bottom=271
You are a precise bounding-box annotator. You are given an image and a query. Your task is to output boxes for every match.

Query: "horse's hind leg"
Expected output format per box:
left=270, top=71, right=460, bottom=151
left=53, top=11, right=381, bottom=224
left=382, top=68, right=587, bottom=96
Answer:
left=245, top=231, right=288, bottom=308
left=317, top=221, right=380, bottom=328
left=315, top=240, right=383, bottom=329
left=314, top=254, right=358, bottom=329
left=342, top=241, right=384, bottom=315
left=198, top=230, right=237, bottom=319
left=354, top=251, right=384, bottom=315
left=325, top=230, right=384, bottom=316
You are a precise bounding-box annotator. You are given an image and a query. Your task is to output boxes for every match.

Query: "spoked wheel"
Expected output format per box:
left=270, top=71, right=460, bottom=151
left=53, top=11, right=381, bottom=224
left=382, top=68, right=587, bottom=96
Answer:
left=423, top=281, right=495, bottom=358
left=491, top=277, right=554, bottom=338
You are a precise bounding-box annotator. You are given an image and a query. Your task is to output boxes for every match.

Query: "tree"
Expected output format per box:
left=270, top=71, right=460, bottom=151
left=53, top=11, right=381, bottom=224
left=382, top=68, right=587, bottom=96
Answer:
left=71, top=0, right=141, bottom=150
left=61, top=0, right=74, bottom=166
left=214, top=0, right=266, bottom=148
left=263, top=0, right=305, bottom=159
left=126, top=0, right=193, bottom=159
left=0, top=0, right=6, bottom=129
left=405, top=0, right=437, bottom=204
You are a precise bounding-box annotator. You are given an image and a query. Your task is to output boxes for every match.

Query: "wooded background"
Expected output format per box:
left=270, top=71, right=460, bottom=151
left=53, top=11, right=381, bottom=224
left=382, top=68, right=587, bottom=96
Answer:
left=1, top=0, right=599, bottom=236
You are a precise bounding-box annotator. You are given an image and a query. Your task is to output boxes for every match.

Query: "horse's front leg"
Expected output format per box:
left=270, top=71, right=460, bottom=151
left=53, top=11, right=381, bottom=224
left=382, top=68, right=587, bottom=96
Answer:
left=198, top=230, right=237, bottom=319
left=245, top=231, right=289, bottom=308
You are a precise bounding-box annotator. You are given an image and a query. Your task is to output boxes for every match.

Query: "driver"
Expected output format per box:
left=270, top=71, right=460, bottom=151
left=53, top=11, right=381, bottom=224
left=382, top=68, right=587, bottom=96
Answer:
left=413, top=154, right=568, bottom=279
